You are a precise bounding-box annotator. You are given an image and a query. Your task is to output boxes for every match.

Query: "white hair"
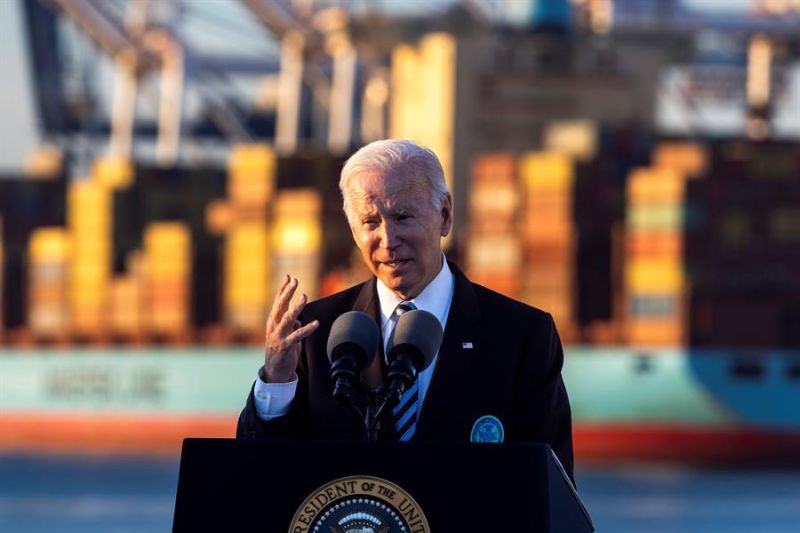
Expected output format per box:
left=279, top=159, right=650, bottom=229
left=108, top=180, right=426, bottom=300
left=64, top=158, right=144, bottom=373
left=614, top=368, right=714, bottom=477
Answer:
left=339, top=139, right=448, bottom=224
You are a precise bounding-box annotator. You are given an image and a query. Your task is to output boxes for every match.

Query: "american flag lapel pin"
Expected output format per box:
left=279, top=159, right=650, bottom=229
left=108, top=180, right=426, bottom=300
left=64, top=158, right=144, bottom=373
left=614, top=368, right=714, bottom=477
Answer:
left=462, top=342, right=474, bottom=349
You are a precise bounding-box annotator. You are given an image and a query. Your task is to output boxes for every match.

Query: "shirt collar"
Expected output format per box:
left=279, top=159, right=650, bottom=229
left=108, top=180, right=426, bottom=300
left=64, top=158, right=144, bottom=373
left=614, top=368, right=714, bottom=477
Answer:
left=376, top=254, right=453, bottom=329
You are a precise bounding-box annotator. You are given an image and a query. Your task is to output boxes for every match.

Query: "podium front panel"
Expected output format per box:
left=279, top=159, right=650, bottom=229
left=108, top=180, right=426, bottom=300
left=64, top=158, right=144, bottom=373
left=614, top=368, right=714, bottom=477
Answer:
left=173, top=438, right=592, bottom=532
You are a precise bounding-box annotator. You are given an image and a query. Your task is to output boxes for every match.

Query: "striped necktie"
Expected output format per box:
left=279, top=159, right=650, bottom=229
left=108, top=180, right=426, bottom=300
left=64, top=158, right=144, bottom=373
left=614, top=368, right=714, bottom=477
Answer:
left=391, top=301, right=418, bottom=441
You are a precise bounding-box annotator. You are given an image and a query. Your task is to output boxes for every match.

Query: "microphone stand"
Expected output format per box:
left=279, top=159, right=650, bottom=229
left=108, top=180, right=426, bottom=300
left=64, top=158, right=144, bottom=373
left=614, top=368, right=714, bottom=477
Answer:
left=336, top=384, right=394, bottom=442
left=365, top=387, right=400, bottom=442
left=334, top=374, right=402, bottom=442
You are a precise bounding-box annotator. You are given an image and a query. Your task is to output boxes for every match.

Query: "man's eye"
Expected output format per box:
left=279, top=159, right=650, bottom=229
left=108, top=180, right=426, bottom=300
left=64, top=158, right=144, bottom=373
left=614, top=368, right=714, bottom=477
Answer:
left=397, top=214, right=412, bottom=221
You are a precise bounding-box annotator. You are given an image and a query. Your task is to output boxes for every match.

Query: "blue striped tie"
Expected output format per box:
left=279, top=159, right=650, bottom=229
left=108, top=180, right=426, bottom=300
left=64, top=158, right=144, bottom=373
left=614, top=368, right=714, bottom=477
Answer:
left=391, top=301, right=418, bottom=441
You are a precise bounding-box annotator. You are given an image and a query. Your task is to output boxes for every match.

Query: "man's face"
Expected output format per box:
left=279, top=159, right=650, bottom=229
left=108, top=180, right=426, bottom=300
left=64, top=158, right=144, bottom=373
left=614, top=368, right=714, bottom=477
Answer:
left=346, top=169, right=452, bottom=300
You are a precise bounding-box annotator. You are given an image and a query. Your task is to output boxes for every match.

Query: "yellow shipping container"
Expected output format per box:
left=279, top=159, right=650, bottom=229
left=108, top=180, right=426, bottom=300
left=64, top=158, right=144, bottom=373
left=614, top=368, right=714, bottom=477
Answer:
left=273, top=189, right=322, bottom=251
left=519, top=151, right=573, bottom=191
left=627, top=167, right=685, bottom=204
left=68, top=287, right=107, bottom=307
left=70, top=238, right=111, bottom=259
left=626, top=259, right=684, bottom=292
left=92, top=155, right=133, bottom=189
left=144, top=222, right=192, bottom=279
left=68, top=179, right=111, bottom=217
left=228, top=143, right=275, bottom=208
left=70, top=261, right=109, bottom=282
left=273, top=219, right=321, bottom=255
left=225, top=223, right=269, bottom=328
left=68, top=178, right=112, bottom=334
left=30, top=228, right=71, bottom=262
left=141, top=224, right=191, bottom=335
left=272, top=189, right=322, bottom=299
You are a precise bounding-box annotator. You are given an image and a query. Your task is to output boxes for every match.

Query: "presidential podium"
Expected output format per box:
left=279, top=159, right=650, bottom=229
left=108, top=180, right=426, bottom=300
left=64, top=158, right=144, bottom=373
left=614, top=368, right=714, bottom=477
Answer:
left=173, top=438, right=593, bottom=532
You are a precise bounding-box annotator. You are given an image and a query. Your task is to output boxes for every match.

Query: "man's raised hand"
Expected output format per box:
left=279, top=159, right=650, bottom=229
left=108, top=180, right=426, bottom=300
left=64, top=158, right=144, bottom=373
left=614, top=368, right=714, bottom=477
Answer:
left=262, top=275, right=319, bottom=383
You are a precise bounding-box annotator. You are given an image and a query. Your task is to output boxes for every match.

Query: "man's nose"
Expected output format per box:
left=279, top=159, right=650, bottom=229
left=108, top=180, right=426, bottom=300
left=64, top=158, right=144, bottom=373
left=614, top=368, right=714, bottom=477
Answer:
left=378, top=220, right=399, bottom=249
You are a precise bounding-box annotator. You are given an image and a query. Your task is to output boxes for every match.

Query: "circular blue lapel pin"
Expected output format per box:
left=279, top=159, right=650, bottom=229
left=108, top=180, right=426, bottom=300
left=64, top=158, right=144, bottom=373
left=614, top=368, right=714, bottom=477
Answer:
left=470, top=415, right=505, bottom=443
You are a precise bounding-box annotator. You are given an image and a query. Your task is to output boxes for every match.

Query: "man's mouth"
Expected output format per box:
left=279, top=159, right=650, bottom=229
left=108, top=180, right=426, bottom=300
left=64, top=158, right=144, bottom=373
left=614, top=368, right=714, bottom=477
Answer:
left=381, top=259, right=408, bottom=268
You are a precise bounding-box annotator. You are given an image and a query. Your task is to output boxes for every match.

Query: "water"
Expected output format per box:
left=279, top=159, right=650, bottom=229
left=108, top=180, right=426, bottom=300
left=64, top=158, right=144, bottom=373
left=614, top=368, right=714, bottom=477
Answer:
left=2, top=454, right=800, bottom=532
left=580, top=465, right=800, bottom=533
left=0, top=454, right=178, bottom=533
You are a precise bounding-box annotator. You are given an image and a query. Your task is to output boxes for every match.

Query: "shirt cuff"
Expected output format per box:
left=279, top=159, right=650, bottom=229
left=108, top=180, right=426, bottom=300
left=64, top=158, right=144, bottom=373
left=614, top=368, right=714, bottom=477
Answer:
left=253, top=367, right=298, bottom=421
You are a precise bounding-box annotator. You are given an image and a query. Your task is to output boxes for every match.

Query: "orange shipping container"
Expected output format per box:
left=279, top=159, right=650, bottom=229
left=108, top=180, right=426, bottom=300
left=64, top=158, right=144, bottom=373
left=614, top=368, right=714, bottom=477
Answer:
left=627, top=317, right=685, bottom=347
left=625, top=232, right=682, bottom=258
left=471, top=152, right=516, bottom=183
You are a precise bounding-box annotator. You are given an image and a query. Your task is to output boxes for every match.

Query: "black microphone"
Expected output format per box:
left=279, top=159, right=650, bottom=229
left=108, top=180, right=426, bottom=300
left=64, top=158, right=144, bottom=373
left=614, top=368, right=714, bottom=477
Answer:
left=327, top=311, right=380, bottom=402
left=385, top=309, right=443, bottom=406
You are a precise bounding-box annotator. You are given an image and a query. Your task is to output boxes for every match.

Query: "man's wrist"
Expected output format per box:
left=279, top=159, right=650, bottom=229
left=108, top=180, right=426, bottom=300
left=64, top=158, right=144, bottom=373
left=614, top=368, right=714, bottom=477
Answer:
left=259, top=366, right=296, bottom=384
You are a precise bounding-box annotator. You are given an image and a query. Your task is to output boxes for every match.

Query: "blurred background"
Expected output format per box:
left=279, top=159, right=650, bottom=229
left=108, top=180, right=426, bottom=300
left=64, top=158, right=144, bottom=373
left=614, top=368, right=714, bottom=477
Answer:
left=1, top=0, right=800, bottom=531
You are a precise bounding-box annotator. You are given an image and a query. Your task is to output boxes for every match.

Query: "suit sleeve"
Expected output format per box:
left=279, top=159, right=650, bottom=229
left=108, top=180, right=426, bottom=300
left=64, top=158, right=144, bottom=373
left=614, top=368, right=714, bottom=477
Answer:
left=513, top=312, right=575, bottom=484
left=236, top=341, right=312, bottom=440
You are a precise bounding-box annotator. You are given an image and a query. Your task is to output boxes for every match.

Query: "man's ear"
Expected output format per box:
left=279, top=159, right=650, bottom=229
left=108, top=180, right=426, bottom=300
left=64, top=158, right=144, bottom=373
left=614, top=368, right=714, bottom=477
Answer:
left=440, top=192, right=453, bottom=237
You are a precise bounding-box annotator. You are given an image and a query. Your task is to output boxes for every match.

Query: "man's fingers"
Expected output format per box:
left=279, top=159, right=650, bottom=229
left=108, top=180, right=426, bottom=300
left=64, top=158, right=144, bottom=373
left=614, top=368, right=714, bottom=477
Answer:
left=279, top=292, right=308, bottom=332
left=268, top=275, right=297, bottom=325
left=285, top=320, right=319, bottom=345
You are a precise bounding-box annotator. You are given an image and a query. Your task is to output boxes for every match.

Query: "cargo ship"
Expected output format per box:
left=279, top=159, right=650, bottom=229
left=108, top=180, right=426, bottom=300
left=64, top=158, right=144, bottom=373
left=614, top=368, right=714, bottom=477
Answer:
left=3, top=134, right=800, bottom=465
left=1, top=0, right=800, bottom=463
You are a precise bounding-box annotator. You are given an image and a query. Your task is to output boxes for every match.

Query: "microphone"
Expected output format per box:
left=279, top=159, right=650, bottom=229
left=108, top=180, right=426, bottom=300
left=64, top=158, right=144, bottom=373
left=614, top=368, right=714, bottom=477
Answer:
left=385, top=309, right=443, bottom=406
left=327, top=311, right=380, bottom=402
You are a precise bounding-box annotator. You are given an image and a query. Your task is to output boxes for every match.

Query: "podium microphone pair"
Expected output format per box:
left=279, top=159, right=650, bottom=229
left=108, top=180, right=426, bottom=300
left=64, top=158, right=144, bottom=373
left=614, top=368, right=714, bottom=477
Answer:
left=327, top=309, right=443, bottom=409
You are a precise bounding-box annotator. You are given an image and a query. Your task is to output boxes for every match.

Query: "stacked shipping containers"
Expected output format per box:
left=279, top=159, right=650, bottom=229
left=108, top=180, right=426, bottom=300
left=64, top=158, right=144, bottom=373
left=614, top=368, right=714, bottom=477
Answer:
left=222, top=144, right=275, bottom=335
left=143, top=222, right=191, bottom=339
left=67, top=178, right=112, bottom=338
left=27, top=228, right=70, bottom=339
left=0, top=216, right=4, bottom=342
left=465, top=153, right=521, bottom=297
left=519, top=151, right=576, bottom=337
left=109, top=251, right=143, bottom=340
left=685, top=141, right=800, bottom=347
left=624, top=163, right=687, bottom=346
left=272, top=189, right=322, bottom=300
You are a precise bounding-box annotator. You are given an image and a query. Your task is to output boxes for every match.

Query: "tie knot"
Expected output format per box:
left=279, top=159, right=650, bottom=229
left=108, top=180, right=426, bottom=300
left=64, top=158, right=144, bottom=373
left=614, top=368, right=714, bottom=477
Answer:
left=395, top=301, right=416, bottom=317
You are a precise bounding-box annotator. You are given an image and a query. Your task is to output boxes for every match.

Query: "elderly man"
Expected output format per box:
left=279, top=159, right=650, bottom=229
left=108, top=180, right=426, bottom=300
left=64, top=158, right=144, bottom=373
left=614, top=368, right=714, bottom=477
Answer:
left=237, top=139, right=574, bottom=480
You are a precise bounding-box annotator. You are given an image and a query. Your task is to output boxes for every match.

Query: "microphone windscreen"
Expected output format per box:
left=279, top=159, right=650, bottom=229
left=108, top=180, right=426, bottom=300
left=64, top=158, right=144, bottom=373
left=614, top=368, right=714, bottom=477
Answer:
left=388, top=309, right=443, bottom=371
left=326, top=311, right=380, bottom=368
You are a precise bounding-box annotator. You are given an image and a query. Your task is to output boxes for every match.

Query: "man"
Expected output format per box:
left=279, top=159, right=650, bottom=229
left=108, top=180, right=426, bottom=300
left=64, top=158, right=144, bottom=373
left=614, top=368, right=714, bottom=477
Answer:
left=237, top=139, right=574, bottom=480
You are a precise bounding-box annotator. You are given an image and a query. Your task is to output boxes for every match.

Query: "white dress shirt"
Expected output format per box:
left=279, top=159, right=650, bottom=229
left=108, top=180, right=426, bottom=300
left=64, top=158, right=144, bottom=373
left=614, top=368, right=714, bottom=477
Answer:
left=253, top=255, right=455, bottom=421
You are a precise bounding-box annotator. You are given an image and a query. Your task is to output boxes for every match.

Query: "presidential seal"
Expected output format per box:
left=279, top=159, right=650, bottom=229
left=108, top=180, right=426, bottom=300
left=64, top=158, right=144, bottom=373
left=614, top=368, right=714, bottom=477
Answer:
left=289, top=475, right=429, bottom=533
left=470, top=415, right=505, bottom=443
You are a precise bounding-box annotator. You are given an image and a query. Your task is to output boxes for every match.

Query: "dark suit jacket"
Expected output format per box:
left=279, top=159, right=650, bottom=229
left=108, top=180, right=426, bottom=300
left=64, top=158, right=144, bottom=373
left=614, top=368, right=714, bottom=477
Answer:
left=237, top=263, right=574, bottom=481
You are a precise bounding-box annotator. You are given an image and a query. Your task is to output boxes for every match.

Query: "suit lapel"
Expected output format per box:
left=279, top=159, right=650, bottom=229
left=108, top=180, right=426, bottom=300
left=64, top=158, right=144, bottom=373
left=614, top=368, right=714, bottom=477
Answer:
left=416, top=263, right=480, bottom=438
left=351, top=277, right=380, bottom=321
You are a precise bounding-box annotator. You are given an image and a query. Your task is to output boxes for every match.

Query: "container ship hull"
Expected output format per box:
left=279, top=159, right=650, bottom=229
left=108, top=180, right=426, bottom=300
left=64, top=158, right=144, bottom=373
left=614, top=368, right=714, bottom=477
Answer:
left=2, top=347, right=799, bottom=464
